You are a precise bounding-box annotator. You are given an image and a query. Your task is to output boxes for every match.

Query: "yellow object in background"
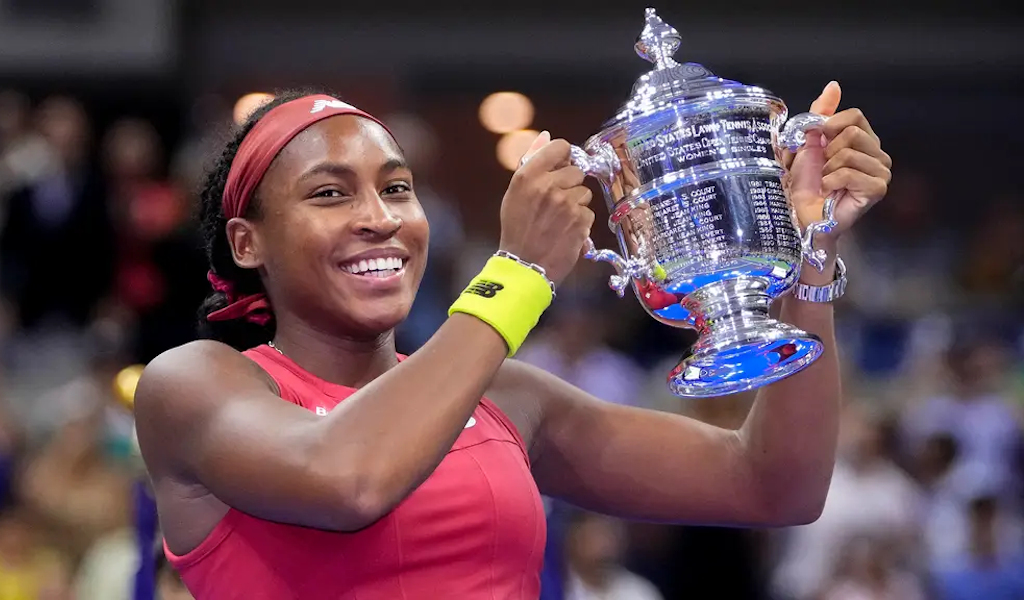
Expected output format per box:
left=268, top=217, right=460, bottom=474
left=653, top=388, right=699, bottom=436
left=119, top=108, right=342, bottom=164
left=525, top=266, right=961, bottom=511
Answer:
left=113, top=364, right=145, bottom=411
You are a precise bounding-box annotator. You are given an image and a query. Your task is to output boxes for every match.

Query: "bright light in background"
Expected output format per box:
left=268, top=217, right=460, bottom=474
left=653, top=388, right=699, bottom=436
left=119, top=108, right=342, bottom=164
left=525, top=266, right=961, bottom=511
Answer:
left=496, top=129, right=540, bottom=171
left=479, top=92, right=534, bottom=134
left=233, top=92, right=275, bottom=125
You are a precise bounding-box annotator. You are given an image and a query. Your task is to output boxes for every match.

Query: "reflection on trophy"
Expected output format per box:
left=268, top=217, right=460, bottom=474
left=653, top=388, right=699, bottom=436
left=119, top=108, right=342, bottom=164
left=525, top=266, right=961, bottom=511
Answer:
left=570, top=8, right=840, bottom=397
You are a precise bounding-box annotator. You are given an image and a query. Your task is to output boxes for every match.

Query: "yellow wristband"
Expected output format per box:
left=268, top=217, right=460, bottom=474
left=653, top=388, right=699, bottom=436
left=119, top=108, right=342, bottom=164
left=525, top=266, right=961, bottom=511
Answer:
left=448, top=256, right=553, bottom=357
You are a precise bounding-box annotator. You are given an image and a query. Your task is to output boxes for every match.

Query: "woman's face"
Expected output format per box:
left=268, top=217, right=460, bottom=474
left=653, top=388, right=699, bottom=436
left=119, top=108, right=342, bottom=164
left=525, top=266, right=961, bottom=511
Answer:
left=231, top=115, right=429, bottom=339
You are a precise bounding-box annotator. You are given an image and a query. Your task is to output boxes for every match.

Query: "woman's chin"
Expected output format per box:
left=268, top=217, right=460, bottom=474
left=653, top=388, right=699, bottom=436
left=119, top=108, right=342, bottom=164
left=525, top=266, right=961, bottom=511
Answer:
left=343, top=301, right=411, bottom=337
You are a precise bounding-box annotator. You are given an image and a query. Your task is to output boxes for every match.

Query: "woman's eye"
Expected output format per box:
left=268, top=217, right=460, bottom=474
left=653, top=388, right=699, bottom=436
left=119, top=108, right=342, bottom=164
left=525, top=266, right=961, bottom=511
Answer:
left=313, top=189, right=344, bottom=198
left=383, top=183, right=413, bottom=196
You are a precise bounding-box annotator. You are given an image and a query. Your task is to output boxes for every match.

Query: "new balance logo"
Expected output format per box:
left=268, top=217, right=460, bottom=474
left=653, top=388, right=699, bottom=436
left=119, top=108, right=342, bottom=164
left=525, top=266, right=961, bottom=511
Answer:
left=311, top=99, right=355, bottom=114
left=466, top=280, right=503, bottom=298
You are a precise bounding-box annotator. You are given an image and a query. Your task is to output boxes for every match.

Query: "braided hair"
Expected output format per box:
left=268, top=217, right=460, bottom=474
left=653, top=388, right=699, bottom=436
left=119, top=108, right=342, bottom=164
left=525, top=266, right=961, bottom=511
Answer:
left=196, top=89, right=324, bottom=350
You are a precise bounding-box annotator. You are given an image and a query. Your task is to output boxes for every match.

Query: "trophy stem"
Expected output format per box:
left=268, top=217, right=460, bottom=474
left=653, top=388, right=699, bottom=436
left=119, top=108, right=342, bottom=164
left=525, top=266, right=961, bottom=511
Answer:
left=667, top=277, right=824, bottom=398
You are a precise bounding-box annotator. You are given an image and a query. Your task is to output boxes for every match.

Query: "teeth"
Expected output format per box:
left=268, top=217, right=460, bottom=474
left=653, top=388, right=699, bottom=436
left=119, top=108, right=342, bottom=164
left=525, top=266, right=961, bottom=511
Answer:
left=344, top=257, right=405, bottom=275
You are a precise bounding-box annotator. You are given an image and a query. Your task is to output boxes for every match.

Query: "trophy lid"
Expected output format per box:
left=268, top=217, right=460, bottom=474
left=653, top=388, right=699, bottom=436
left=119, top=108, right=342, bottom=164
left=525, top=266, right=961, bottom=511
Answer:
left=605, top=8, right=780, bottom=129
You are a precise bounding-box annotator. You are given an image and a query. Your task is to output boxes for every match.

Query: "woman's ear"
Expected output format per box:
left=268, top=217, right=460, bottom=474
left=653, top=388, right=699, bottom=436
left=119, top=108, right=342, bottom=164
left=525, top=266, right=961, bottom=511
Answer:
left=225, top=217, right=264, bottom=269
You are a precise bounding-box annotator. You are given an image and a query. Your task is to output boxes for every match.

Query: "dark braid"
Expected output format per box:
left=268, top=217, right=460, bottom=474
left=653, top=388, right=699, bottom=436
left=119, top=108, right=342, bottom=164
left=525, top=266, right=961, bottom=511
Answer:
left=196, top=88, right=326, bottom=350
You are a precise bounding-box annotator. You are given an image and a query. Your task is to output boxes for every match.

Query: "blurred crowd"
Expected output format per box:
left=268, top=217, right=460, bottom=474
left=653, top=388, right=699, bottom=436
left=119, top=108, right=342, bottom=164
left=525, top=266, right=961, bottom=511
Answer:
left=0, top=88, right=1022, bottom=600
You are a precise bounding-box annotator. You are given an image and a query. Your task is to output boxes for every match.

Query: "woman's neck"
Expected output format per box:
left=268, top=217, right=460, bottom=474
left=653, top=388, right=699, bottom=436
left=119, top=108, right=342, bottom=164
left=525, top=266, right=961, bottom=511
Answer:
left=270, top=317, right=400, bottom=388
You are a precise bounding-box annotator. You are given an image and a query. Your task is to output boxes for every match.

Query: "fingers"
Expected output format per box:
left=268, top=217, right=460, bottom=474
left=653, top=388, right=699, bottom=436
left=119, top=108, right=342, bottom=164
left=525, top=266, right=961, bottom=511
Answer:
left=780, top=149, right=795, bottom=172
left=521, top=130, right=551, bottom=163
left=824, top=125, right=888, bottom=164
left=823, top=108, right=878, bottom=143
left=577, top=205, right=596, bottom=232
left=824, top=148, right=892, bottom=183
left=551, top=165, right=587, bottom=189
left=519, top=138, right=572, bottom=173
left=810, top=81, right=842, bottom=117
left=822, top=167, right=888, bottom=202
left=567, top=186, right=593, bottom=207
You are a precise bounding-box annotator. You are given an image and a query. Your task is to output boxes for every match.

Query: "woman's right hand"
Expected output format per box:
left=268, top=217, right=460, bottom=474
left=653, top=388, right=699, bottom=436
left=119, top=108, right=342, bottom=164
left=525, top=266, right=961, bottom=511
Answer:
left=498, top=131, right=594, bottom=285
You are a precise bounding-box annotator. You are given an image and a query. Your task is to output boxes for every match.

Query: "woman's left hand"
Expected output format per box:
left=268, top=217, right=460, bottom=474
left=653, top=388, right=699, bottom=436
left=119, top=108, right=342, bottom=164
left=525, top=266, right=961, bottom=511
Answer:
left=784, top=81, right=892, bottom=238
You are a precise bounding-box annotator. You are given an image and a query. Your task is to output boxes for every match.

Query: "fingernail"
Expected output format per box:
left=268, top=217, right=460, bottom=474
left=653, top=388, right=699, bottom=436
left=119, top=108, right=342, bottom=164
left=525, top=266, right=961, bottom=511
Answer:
left=820, top=134, right=828, bottom=147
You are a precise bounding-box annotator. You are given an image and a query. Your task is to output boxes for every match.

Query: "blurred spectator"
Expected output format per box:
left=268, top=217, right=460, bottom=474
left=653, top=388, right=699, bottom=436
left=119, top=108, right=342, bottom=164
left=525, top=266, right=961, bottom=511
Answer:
left=0, top=96, right=115, bottom=332
left=20, top=331, right=130, bottom=449
left=958, top=198, right=1024, bottom=309
left=17, top=405, right=131, bottom=565
left=518, top=292, right=644, bottom=407
left=840, top=169, right=955, bottom=321
left=0, top=508, right=72, bottom=600
left=385, top=112, right=467, bottom=352
left=901, top=335, right=1023, bottom=505
left=915, top=433, right=973, bottom=570
left=772, top=403, right=922, bottom=600
left=819, top=535, right=925, bottom=600
left=564, top=512, right=662, bottom=600
left=837, top=170, right=956, bottom=376
left=0, top=91, right=54, bottom=202
left=101, top=116, right=207, bottom=362
left=932, top=495, right=1024, bottom=600
left=72, top=526, right=136, bottom=600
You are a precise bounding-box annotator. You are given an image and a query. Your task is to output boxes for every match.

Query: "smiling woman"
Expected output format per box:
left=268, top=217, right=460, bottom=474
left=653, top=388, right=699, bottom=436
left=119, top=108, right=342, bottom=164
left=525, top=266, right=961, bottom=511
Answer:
left=134, top=82, right=890, bottom=600
left=197, top=90, right=427, bottom=348
left=135, top=88, right=594, bottom=599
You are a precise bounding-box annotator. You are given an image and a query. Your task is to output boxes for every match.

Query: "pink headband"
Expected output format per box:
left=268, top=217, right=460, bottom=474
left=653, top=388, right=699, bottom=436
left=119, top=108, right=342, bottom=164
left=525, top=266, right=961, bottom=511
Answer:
left=207, top=94, right=392, bottom=325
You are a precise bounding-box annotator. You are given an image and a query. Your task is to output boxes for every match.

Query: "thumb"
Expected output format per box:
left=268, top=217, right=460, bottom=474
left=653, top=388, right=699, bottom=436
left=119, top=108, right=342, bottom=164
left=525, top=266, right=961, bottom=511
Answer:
left=520, top=130, right=551, bottom=165
left=809, top=81, right=842, bottom=117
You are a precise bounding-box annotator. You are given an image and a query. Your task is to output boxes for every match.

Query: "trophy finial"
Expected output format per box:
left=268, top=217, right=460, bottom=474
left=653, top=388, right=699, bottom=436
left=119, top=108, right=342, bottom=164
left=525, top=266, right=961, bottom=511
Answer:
left=635, top=8, right=681, bottom=69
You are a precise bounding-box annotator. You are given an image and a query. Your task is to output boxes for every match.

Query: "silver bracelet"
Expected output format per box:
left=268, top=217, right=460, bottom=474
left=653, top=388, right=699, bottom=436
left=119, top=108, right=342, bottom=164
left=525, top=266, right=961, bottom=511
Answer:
left=494, top=250, right=557, bottom=298
left=792, top=256, right=848, bottom=303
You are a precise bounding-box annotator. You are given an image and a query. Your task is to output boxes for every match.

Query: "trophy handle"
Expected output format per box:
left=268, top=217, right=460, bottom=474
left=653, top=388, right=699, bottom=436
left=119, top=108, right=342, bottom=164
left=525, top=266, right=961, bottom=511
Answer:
left=777, top=112, right=841, bottom=273
left=569, top=142, right=636, bottom=296
left=582, top=238, right=634, bottom=297
left=569, top=142, right=620, bottom=184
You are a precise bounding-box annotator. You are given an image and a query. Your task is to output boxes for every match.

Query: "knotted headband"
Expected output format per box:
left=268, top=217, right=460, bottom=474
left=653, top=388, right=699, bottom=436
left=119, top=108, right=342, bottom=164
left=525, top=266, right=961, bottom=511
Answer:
left=206, top=94, right=392, bottom=324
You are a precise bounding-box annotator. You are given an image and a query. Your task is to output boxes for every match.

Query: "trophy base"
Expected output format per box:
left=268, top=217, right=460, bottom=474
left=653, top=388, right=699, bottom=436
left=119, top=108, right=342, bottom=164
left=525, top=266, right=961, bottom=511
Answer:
left=667, top=278, right=823, bottom=398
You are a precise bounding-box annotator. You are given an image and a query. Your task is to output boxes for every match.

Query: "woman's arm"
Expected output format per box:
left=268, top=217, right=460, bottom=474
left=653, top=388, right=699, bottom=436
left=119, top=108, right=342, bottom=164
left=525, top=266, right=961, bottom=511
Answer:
left=136, top=137, right=594, bottom=533
left=509, top=290, right=836, bottom=526
left=136, top=315, right=508, bottom=532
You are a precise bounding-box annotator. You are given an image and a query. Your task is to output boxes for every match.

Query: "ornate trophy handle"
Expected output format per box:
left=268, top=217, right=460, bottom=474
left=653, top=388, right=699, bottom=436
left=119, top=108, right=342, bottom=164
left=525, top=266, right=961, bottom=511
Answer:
left=582, top=238, right=635, bottom=297
left=569, top=142, right=620, bottom=184
left=778, top=112, right=842, bottom=273
left=567, top=142, right=639, bottom=297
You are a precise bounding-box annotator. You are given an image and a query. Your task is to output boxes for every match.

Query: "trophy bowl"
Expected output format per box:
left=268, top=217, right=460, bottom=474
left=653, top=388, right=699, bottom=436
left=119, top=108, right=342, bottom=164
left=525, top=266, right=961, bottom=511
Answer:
left=570, top=8, right=840, bottom=397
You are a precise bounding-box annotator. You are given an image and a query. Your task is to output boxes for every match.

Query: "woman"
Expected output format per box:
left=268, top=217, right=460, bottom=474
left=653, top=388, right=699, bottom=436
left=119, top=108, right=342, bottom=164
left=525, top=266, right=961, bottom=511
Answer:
left=135, top=83, right=891, bottom=598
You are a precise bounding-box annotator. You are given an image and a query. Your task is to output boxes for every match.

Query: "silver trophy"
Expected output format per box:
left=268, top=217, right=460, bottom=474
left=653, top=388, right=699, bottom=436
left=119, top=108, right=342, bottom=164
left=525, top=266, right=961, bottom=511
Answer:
left=571, top=8, right=840, bottom=397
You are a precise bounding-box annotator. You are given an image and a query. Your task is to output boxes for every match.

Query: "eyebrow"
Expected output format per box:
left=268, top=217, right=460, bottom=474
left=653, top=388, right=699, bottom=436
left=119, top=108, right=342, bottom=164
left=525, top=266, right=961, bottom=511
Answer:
left=298, top=157, right=410, bottom=183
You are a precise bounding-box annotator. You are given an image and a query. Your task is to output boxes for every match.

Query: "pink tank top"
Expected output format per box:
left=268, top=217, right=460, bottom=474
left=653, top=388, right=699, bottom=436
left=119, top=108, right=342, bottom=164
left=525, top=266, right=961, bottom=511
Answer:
left=165, top=345, right=546, bottom=599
